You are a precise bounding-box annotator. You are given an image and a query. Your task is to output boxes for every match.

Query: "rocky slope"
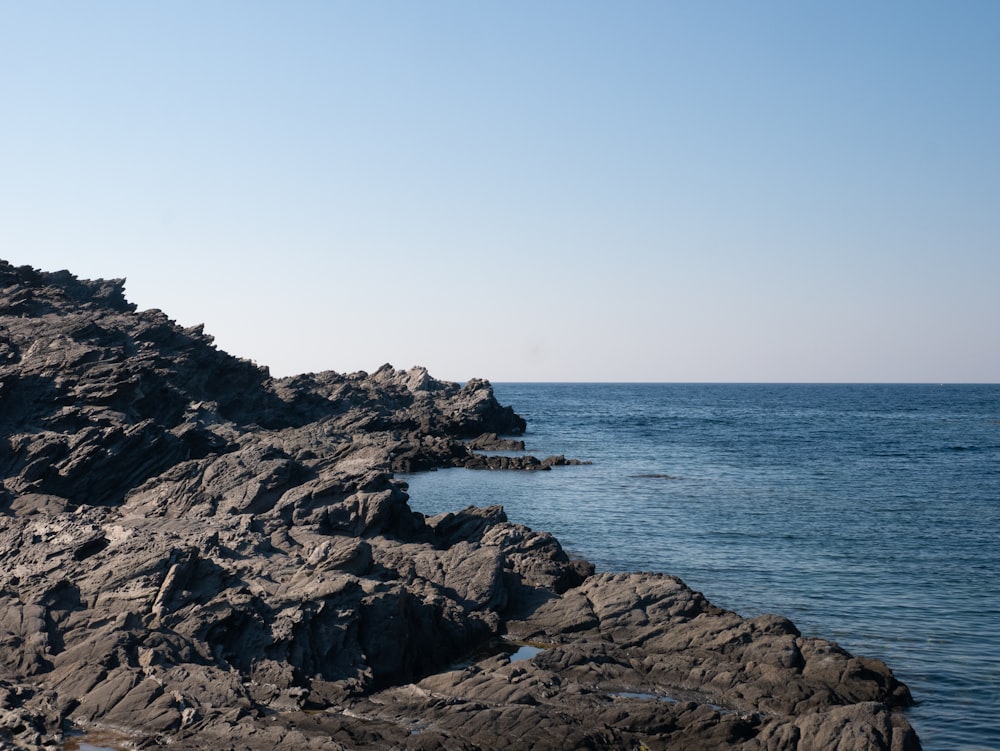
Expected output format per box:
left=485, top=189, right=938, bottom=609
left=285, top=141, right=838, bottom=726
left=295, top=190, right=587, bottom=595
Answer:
left=0, top=261, right=919, bottom=750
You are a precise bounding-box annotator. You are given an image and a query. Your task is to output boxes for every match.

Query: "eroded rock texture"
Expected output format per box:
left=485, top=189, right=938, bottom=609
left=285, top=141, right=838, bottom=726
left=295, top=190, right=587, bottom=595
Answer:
left=0, top=261, right=918, bottom=750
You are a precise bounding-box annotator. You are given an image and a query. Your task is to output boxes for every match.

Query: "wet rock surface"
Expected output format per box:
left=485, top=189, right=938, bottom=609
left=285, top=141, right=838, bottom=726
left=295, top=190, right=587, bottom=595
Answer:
left=0, top=261, right=919, bottom=750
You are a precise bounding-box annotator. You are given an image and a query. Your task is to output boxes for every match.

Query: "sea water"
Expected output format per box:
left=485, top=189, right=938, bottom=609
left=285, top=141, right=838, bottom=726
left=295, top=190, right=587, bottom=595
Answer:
left=402, top=383, right=1000, bottom=751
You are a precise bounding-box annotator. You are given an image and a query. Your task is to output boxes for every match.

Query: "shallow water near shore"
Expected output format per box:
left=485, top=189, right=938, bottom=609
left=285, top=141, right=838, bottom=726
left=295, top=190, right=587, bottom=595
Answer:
left=403, top=383, right=1000, bottom=751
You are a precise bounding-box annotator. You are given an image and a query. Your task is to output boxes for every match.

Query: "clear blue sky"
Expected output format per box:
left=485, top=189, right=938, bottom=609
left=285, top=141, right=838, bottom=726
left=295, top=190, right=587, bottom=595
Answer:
left=2, top=1, right=998, bottom=382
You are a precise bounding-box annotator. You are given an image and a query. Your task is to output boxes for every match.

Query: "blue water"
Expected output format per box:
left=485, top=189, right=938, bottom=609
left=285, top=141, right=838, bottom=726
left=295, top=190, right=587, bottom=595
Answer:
left=403, top=384, right=1000, bottom=751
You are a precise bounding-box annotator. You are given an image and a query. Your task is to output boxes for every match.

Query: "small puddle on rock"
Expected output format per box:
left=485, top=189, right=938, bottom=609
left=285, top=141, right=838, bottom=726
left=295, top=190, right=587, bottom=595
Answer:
left=611, top=691, right=679, bottom=703
left=63, top=729, right=134, bottom=751
left=507, top=644, right=545, bottom=662
left=610, top=691, right=737, bottom=716
left=449, top=639, right=550, bottom=669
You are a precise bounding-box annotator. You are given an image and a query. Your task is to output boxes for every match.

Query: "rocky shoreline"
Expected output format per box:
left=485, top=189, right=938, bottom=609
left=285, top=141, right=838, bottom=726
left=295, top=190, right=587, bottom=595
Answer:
left=0, top=261, right=919, bottom=750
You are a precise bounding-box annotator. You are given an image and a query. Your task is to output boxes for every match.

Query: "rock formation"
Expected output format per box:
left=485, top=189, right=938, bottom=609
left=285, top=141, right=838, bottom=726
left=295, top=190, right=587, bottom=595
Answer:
left=0, top=261, right=919, bottom=750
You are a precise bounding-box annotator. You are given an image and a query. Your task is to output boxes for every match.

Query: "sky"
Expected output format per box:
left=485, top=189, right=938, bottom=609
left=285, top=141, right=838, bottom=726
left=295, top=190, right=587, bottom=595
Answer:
left=2, top=1, right=998, bottom=383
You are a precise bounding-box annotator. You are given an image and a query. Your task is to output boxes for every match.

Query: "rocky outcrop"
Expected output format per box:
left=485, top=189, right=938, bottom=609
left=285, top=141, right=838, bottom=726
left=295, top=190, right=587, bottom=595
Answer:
left=0, top=261, right=919, bottom=750
left=465, top=432, right=526, bottom=451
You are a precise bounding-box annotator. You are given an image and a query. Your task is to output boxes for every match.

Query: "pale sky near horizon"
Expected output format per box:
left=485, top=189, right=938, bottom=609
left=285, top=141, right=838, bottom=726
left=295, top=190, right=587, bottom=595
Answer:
left=2, top=2, right=998, bottom=383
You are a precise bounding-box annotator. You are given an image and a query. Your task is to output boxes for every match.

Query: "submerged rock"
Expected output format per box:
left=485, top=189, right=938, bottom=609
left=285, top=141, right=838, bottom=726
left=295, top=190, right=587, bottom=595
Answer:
left=0, top=261, right=919, bottom=750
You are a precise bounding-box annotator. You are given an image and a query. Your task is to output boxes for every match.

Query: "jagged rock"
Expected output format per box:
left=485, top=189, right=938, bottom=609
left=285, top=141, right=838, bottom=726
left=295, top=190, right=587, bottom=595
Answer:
left=0, top=261, right=919, bottom=750
left=465, top=432, right=526, bottom=451
left=462, top=453, right=591, bottom=470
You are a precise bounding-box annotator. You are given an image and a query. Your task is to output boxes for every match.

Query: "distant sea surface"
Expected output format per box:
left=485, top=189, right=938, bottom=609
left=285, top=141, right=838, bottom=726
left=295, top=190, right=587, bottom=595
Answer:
left=403, top=383, right=1000, bottom=751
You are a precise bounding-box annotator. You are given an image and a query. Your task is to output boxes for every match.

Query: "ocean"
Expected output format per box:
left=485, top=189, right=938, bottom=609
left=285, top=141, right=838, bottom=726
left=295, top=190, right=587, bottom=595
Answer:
left=402, top=383, right=1000, bottom=751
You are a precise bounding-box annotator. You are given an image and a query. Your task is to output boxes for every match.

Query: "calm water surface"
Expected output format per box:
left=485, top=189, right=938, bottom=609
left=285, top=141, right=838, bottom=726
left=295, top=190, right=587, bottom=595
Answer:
left=404, top=383, right=1000, bottom=751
